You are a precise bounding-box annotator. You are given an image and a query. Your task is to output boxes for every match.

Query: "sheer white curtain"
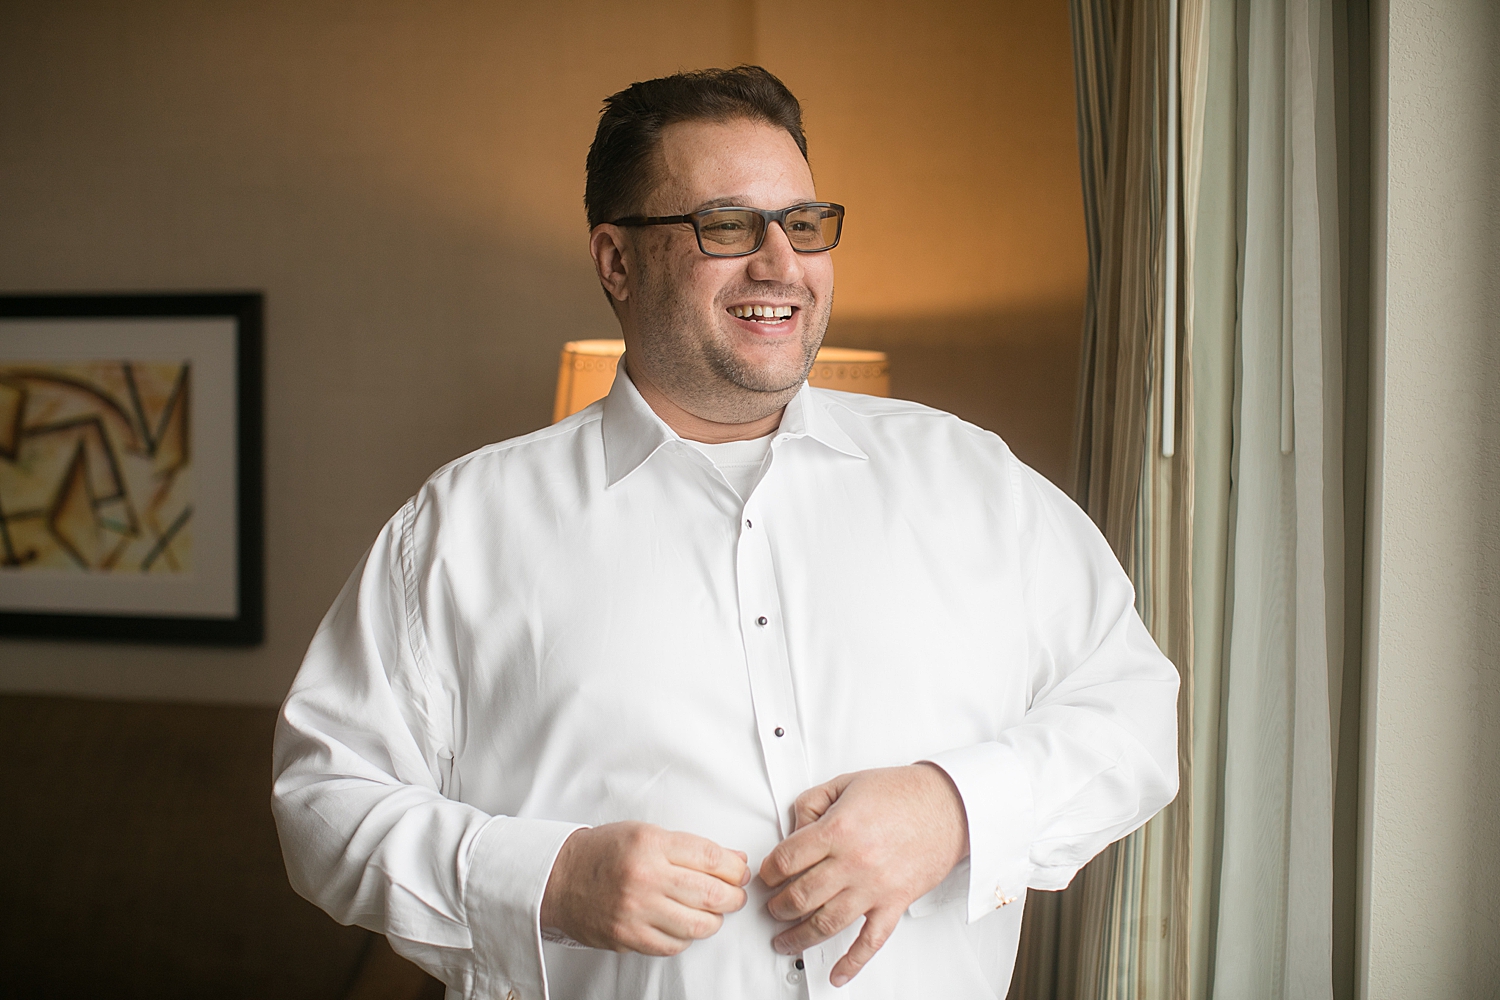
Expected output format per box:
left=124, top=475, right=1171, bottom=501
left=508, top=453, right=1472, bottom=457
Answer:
left=1184, top=0, right=1235, bottom=995
left=1199, top=0, right=1347, bottom=996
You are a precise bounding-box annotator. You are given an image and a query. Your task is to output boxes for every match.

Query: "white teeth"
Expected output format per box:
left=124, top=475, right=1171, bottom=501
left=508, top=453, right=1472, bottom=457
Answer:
left=730, top=305, right=795, bottom=319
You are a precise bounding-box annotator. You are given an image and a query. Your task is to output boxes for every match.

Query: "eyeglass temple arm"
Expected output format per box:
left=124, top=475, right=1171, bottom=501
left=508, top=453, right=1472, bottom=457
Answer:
left=609, top=205, right=842, bottom=227
left=607, top=215, right=693, bottom=227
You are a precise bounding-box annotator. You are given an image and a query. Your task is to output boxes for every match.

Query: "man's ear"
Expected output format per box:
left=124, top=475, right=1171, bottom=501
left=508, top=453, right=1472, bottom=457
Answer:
left=590, top=225, right=632, bottom=304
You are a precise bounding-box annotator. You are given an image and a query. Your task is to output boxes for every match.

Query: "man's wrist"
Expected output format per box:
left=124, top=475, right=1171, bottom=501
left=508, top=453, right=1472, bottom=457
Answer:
left=538, top=825, right=591, bottom=935
left=914, top=761, right=971, bottom=864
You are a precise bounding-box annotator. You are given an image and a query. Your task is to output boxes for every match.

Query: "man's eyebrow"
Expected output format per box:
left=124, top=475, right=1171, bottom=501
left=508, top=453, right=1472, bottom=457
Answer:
left=689, top=195, right=752, bottom=212
left=686, top=196, right=815, bottom=213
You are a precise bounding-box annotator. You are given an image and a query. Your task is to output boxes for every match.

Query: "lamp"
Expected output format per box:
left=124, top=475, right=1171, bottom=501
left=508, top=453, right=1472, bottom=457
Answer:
left=552, top=340, right=890, bottom=423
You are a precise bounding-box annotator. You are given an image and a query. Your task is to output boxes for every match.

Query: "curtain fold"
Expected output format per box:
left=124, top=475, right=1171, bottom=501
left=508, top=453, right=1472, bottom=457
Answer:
left=1209, top=0, right=1346, bottom=996
left=1016, top=0, right=1363, bottom=997
left=1184, top=0, right=1239, bottom=996
left=1014, top=0, right=1196, bottom=998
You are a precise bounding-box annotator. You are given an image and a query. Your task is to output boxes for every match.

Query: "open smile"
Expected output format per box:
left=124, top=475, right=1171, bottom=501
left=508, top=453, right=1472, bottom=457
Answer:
left=726, top=303, right=798, bottom=326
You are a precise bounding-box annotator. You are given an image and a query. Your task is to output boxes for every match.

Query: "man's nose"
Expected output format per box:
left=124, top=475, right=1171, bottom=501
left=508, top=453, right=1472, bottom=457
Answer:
left=745, top=221, right=804, bottom=284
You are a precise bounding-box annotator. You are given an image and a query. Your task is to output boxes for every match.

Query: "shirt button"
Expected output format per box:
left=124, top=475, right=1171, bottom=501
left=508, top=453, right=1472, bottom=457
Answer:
left=786, top=969, right=804, bottom=985
left=795, top=959, right=805, bottom=970
left=774, top=727, right=785, bottom=737
left=745, top=518, right=753, bottom=528
left=756, top=616, right=768, bottom=626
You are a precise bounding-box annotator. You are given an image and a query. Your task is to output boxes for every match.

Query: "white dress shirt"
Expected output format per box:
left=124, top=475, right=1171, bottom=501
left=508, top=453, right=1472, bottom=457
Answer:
left=272, top=369, right=1179, bottom=1000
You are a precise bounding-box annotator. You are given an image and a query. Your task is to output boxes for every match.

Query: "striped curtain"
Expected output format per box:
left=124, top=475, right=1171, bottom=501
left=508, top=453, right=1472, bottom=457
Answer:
left=1012, top=0, right=1364, bottom=997
left=1008, top=0, right=1204, bottom=997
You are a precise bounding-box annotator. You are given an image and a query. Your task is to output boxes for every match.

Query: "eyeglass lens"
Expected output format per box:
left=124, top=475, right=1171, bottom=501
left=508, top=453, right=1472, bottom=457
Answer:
left=696, top=206, right=841, bottom=255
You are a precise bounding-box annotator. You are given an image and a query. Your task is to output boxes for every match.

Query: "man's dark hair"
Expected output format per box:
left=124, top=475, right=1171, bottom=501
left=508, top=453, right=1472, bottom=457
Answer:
left=585, top=66, right=808, bottom=229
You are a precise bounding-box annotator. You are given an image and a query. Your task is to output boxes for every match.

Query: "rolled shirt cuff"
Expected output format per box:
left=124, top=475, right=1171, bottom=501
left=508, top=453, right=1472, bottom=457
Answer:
left=923, top=742, right=1036, bottom=924
left=464, top=816, right=587, bottom=1000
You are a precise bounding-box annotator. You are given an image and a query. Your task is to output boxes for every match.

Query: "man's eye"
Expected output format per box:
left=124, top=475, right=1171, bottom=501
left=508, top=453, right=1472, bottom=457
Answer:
left=705, top=221, right=745, bottom=232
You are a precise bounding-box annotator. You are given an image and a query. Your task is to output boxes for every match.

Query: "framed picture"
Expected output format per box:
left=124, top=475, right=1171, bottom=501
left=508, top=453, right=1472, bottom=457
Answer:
left=0, top=293, right=262, bottom=644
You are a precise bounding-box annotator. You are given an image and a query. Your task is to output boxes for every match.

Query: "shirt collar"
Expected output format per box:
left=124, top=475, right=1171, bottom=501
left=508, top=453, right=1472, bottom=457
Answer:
left=601, top=359, right=868, bottom=488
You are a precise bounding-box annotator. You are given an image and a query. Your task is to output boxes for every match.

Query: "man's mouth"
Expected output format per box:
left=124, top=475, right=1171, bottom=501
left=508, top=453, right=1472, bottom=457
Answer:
left=727, top=304, right=796, bottom=324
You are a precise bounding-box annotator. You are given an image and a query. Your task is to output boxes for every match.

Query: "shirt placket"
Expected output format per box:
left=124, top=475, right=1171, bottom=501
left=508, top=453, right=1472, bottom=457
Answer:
left=734, top=499, right=810, bottom=839
left=736, top=498, right=819, bottom=997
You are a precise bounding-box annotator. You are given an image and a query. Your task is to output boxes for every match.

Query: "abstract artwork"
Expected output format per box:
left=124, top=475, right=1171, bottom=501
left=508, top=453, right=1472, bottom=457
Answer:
left=0, top=361, right=192, bottom=574
left=0, top=294, right=261, bottom=645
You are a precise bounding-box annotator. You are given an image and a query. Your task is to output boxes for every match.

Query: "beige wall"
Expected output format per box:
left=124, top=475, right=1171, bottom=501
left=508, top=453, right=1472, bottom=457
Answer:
left=1362, top=0, right=1500, bottom=996
left=0, top=1, right=1085, bottom=706
left=759, top=0, right=1085, bottom=494
left=758, top=0, right=1085, bottom=318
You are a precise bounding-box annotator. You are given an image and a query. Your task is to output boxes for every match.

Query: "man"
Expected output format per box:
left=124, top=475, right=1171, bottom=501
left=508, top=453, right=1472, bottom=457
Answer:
left=273, top=66, right=1178, bottom=1000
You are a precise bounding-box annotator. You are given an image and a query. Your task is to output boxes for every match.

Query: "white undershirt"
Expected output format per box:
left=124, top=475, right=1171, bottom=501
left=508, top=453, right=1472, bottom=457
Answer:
left=688, top=432, right=775, bottom=499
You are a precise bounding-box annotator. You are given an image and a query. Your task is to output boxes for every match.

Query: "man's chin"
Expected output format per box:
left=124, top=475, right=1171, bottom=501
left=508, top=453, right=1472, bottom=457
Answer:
left=708, top=342, right=818, bottom=394
left=714, top=361, right=812, bottom=396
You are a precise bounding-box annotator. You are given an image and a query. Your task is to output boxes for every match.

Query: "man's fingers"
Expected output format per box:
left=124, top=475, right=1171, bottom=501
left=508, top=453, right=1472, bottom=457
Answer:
left=772, top=889, right=864, bottom=954
left=664, top=866, right=750, bottom=915
left=829, top=908, right=901, bottom=987
left=662, top=831, right=751, bottom=887
left=621, top=925, right=696, bottom=958
left=765, top=859, right=841, bottom=922
left=646, top=899, right=727, bottom=945
left=765, top=773, right=857, bottom=887
left=759, top=822, right=833, bottom=889
left=621, top=905, right=725, bottom=957
left=790, top=776, right=844, bottom=831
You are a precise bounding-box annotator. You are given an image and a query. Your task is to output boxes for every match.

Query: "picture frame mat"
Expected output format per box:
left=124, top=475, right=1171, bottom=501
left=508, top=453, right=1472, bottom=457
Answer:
left=0, top=317, right=238, bottom=618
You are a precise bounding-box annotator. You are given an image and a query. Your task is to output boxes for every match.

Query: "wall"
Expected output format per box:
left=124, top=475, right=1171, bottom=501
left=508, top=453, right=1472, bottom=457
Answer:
left=0, top=1, right=1086, bottom=707
left=1362, top=0, right=1500, bottom=996
left=766, top=0, right=1085, bottom=487
left=762, top=1, right=1083, bottom=319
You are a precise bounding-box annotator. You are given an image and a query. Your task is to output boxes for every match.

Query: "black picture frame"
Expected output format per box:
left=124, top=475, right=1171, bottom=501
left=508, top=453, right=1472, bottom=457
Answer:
left=0, top=293, right=263, bottom=645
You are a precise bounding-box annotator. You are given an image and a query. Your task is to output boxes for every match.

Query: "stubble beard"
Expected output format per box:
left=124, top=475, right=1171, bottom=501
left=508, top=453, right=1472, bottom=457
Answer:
left=632, top=263, right=831, bottom=424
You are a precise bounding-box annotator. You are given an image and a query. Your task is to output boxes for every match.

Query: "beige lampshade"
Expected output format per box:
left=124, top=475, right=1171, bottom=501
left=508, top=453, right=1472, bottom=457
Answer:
left=552, top=340, right=890, bottom=423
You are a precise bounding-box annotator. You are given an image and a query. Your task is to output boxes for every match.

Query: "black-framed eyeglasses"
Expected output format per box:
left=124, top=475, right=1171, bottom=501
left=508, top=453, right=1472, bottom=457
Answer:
left=608, top=202, right=845, bottom=257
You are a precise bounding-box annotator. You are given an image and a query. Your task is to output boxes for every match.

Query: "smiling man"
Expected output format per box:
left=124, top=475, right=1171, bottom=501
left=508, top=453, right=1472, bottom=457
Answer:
left=273, top=67, right=1179, bottom=1000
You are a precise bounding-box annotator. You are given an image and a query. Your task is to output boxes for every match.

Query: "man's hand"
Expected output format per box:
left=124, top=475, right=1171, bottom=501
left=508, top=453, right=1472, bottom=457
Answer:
left=759, top=764, right=970, bottom=987
left=540, top=822, right=750, bottom=956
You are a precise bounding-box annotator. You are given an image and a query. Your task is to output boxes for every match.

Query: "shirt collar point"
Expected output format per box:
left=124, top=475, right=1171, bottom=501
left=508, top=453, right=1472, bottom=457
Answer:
left=794, top=384, right=870, bottom=461
left=601, top=367, right=678, bottom=485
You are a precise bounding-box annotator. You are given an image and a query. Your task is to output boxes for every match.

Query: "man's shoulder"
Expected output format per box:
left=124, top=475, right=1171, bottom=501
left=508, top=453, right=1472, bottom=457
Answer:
left=420, top=402, right=603, bottom=498
left=813, top=388, right=1010, bottom=457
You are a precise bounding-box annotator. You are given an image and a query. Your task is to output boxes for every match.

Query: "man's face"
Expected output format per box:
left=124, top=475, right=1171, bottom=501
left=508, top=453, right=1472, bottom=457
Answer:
left=613, top=118, right=835, bottom=424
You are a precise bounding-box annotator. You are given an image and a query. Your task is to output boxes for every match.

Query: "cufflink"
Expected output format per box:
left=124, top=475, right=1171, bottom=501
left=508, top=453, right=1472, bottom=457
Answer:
left=994, top=886, right=1017, bottom=908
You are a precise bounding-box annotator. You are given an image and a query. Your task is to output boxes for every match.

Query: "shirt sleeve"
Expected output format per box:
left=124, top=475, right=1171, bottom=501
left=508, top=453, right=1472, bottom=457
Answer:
left=271, top=499, right=584, bottom=999
left=925, top=460, right=1180, bottom=924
